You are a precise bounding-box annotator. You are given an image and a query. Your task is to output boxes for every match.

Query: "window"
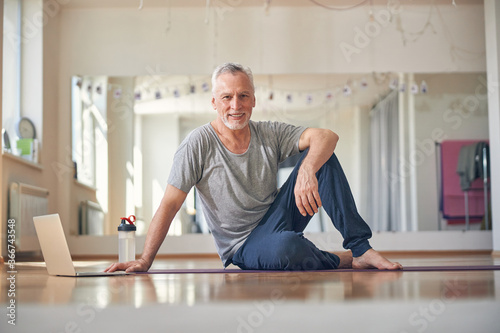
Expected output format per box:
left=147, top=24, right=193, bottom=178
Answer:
left=2, top=0, right=43, bottom=163
left=71, top=76, right=108, bottom=189
left=2, top=0, right=21, bottom=151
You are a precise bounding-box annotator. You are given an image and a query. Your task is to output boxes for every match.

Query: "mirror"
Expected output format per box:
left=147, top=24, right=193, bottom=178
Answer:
left=71, top=72, right=489, bottom=236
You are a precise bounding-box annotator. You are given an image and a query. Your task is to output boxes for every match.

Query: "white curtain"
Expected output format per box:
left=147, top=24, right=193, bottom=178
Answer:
left=368, top=90, right=402, bottom=231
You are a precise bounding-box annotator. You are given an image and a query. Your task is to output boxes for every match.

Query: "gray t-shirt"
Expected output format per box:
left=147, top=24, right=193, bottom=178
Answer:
left=168, top=120, right=306, bottom=265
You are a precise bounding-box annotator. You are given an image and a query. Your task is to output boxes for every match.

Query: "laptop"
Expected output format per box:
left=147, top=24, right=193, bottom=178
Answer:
left=33, top=214, right=129, bottom=277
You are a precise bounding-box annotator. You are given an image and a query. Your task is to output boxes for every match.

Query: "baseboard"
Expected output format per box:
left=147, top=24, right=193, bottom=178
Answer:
left=70, top=253, right=220, bottom=261
left=155, top=253, right=220, bottom=259
left=307, top=230, right=493, bottom=252
left=378, top=250, right=493, bottom=257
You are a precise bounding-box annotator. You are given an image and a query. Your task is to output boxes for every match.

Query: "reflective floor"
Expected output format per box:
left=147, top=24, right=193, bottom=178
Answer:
left=2, top=253, right=500, bottom=332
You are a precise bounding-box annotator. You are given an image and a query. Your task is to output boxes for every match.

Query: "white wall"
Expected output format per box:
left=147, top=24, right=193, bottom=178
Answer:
left=140, top=113, right=180, bottom=225
left=107, top=77, right=135, bottom=233
left=324, top=105, right=371, bottom=221
left=57, top=4, right=485, bottom=76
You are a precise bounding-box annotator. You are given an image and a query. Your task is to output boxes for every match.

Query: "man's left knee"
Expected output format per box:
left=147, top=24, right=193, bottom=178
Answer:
left=275, top=232, right=323, bottom=270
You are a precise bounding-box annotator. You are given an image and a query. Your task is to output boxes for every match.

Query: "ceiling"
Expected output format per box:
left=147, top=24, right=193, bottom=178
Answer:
left=62, top=0, right=483, bottom=10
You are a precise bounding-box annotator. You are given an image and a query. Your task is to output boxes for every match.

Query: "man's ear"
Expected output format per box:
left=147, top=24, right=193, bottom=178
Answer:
left=211, top=96, right=216, bottom=109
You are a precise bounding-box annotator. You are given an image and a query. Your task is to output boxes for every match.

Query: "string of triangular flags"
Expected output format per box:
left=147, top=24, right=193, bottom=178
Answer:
left=129, top=77, right=429, bottom=104
left=74, top=76, right=429, bottom=105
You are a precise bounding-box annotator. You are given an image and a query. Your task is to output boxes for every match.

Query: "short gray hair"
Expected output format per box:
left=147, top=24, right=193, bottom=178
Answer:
left=211, top=62, right=254, bottom=94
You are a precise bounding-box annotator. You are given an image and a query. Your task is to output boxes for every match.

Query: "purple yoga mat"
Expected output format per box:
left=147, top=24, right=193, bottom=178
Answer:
left=134, top=265, right=500, bottom=274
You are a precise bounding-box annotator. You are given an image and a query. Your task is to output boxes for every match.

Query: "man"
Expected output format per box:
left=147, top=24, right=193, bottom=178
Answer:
left=106, top=63, right=402, bottom=273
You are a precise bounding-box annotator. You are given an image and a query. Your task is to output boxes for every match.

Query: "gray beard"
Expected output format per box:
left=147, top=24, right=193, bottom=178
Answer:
left=222, top=115, right=249, bottom=130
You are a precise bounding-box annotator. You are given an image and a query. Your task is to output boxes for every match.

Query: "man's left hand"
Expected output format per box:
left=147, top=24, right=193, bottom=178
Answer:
left=294, top=166, right=322, bottom=216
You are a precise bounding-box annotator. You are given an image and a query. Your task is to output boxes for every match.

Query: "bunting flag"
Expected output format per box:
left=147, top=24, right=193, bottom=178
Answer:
left=343, top=84, right=352, bottom=96
left=411, top=83, right=419, bottom=94
left=306, top=94, right=313, bottom=104
left=420, top=80, right=428, bottom=94
left=360, top=78, right=368, bottom=89
left=113, top=88, right=122, bottom=99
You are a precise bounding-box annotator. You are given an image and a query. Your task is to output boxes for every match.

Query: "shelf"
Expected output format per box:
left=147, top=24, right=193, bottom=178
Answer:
left=2, top=151, right=43, bottom=170
left=74, top=179, right=97, bottom=192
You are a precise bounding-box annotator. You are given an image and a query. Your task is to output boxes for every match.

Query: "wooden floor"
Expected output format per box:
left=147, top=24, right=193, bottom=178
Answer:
left=2, top=253, right=500, bottom=332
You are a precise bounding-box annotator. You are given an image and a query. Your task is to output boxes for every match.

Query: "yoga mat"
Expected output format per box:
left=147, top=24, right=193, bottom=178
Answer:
left=135, top=265, right=500, bottom=275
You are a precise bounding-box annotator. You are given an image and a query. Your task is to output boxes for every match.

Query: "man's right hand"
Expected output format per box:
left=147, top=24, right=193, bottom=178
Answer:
left=104, top=258, right=151, bottom=273
left=105, top=185, right=187, bottom=274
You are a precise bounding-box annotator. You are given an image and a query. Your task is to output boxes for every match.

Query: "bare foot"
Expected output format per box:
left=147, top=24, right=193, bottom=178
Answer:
left=335, top=251, right=353, bottom=269
left=352, top=249, right=403, bottom=270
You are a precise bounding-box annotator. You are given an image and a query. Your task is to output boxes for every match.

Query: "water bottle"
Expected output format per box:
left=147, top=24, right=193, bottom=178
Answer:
left=118, top=215, right=136, bottom=263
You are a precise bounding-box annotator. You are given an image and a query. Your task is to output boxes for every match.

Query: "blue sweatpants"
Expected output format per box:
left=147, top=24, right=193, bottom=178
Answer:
left=230, top=151, right=373, bottom=270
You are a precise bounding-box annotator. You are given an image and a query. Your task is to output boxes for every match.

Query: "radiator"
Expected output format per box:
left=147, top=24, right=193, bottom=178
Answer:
left=79, top=200, right=104, bottom=235
left=9, top=182, right=49, bottom=252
